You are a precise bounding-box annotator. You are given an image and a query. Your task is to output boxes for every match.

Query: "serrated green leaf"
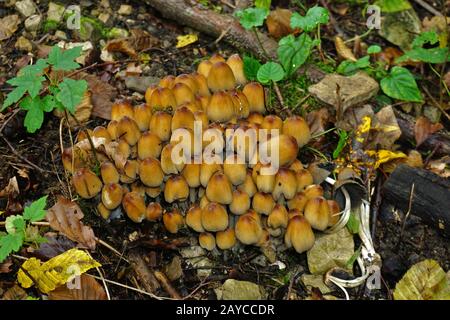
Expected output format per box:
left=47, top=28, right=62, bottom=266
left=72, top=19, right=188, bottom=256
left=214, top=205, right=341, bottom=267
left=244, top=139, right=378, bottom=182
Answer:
left=367, top=45, right=382, bottom=54
left=255, top=0, right=271, bottom=10
left=41, top=95, right=55, bottom=112
left=1, top=86, right=27, bottom=111
left=235, top=8, right=269, bottom=30
left=277, top=33, right=313, bottom=76
left=0, top=233, right=24, bottom=262
left=47, top=46, right=82, bottom=71
left=380, top=66, right=422, bottom=102
left=7, top=72, right=45, bottom=98
left=257, top=62, right=285, bottom=84
left=243, top=55, right=262, bottom=81
left=5, top=215, right=25, bottom=234
left=290, top=6, right=329, bottom=32
left=56, top=78, right=88, bottom=114
left=336, top=55, right=371, bottom=75
left=21, top=59, right=48, bottom=75
left=23, top=103, right=45, bottom=133
left=23, top=196, right=48, bottom=222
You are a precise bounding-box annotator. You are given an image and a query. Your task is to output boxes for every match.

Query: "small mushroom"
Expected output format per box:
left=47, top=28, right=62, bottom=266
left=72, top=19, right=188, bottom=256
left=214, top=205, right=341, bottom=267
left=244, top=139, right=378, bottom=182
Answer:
left=107, top=120, right=119, bottom=140
left=145, top=84, right=158, bottom=105
left=111, top=101, right=134, bottom=121
left=164, top=175, right=189, bottom=203
left=272, top=168, right=297, bottom=201
left=163, top=208, right=185, bottom=233
left=148, top=87, right=177, bottom=111
left=287, top=191, right=308, bottom=211
left=235, top=212, right=263, bottom=245
left=205, top=172, right=233, bottom=205
left=304, top=184, right=324, bottom=199
left=186, top=204, right=204, bottom=232
left=200, top=162, right=222, bottom=187
left=122, top=191, right=146, bottom=223
left=252, top=192, right=275, bottom=215
left=73, top=168, right=103, bottom=199
left=207, top=61, right=236, bottom=92
left=237, top=169, right=257, bottom=197
left=295, top=169, right=314, bottom=192
left=134, top=104, right=152, bottom=132
left=285, top=215, right=315, bottom=254
left=197, top=60, right=212, bottom=78
left=146, top=202, right=163, bottom=222
left=172, top=82, right=195, bottom=107
left=199, top=232, right=216, bottom=251
left=207, top=91, right=235, bottom=123
left=182, top=163, right=201, bottom=188
left=289, top=159, right=304, bottom=173
left=201, top=202, right=229, bottom=232
left=171, top=106, right=195, bottom=131
left=149, top=111, right=172, bottom=142
left=100, top=161, right=120, bottom=184
left=229, top=189, right=251, bottom=215
left=304, top=197, right=329, bottom=231
left=230, top=90, right=250, bottom=119
left=93, top=126, right=111, bottom=142
left=226, top=54, right=247, bottom=85
left=216, top=228, right=236, bottom=250
left=97, top=202, right=111, bottom=220
left=247, top=112, right=264, bottom=125
left=117, top=116, right=141, bottom=146
left=261, top=115, right=283, bottom=131
left=175, top=74, right=199, bottom=94
left=252, top=162, right=276, bottom=193
left=282, top=116, right=311, bottom=147
left=159, top=75, right=176, bottom=89
left=101, top=183, right=123, bottom=210
left=161, top=143, right=185, bottom=175
left=191, top=72, right=210, bottom=96
left=139, top=157, right=164, bottom=187
left=267, top=204, right=288, bottom=230
left=137, top=131, right=162, bottom=160
left=243, top=82, right=266, bottom=114
left=209, top=53, right=226, bottom=64
left=223, top=154, right=247, bottom=186
left=146, top=186, right=162, bottom=198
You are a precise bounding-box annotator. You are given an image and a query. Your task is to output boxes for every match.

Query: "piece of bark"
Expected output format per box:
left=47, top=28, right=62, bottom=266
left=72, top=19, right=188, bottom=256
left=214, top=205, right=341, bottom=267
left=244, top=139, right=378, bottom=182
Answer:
left=129, top=251, right=160, bottom=293
left=395, top=109, right=450, bottom=156
left=382, top=164, right=450, bottom=236
left=143, top=0, right=278, bottom=60
left=154, top=271, right=181, bottom=299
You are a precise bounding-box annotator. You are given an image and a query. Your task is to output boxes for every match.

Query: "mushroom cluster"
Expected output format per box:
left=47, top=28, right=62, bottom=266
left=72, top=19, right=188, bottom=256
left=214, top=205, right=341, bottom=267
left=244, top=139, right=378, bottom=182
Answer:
left=64, top=53, right=341, bottom=254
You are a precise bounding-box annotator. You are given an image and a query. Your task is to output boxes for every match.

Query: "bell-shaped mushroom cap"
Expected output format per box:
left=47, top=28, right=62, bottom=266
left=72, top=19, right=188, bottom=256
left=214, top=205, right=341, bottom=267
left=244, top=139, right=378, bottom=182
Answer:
left=107, top=120, right=119, bottom=140
left=160, top=143, right=185, bottom=175
left=207, top=91, right=235, bottom=123
left=193, top=110, right=209, bottom=130
left=252, top=192, right=275, bottom=215
left=145, top=184, right=162, bottom=197
left=235, top=212, right=263, bottom=245
left=144, top=84, right=157, bottom=105
left=186, top=204, right=204, bottom=232
left=252, top=162, right=276, bottom=193
left=200, top=162, right=222, bottom=187
left=134, top=104, right=152, bottom=132
left=170, top=127, right=195, bottom=160
left=191, top=72, right=210, bottom=97
left=196, top=95, right=211, bottom=112
left=159, top=75, right=176, bottom=89
left=93, top=126, right=111, bottom=142
left=163, top=208, right=185, bottom=234
left=199, top=194, right=210, bottom=209
left=148, top=87, right=177, bottom=111
left=282, top=116, right=311, bottom=147
left=117, top=116, right=141, bottom=146
left=122, top=191, right=146, bottom=223
left=201, top=202, right=229, bottom=232
left=327, top=200, right=341, bottom=227
left=164, top=175, right=189, bottom=203
left=137, top=131, right=163, bottom=160
left=261, top=115, right=283, bottom=131
left=149, top=111, right=172, bottom=142
left=289, top=159, right=304, bottom=173
left=121, top=159, right=139, bottom=183
left=100, top=161, right=120, bottom=184
left=101, top=183, right=123, bottom=210
left=139, top=157, right=164, bottom=187
left=146, top=202, right=163, bottom=222
left=243, top=82, right=266, bottom=114
left=197, top=60, right=213, bottom=78
left=209, top=53, right=226, bottom=64
left=230, top=90, right=250, bottom=119
left=288, top=208, right=303, bottom=220
left=272, top=168, right=297, bottom=201
left=76, top=129, right=93, bottom=143
left=175, top=74, right=199, bottom=94
left=111, top=101, right=134, bottom=121
left=182, top=163, right=201, bottom=188
left=287, top=191, right=308, bottom=211
left=73, top=168, right=103, bottom=199
left=259, top=134, right=298, bottom=168
left=207, top=61, right=236, bottom=92
left=97, top=202, right=111, bottom=220
left=267, top=204, right=288, bottom=229
left=199, top=232, right=216, bottom=251
left=223, top=154, right=247, bottom=186
left=229, top=189, right=251, bottom=215
left=237, top=169, right=257, bottom=197
left=304, top=197, right=329, bottom=231
left=117, top=138, right=131, bottom=159
left=172, top=82, right=195, bottom=107
left=216, top=228, right=237, bottom=250
left=247, top=112, right=264, bottom=125
left=226, top=54, right=247, bottom=85
left=304, top=184, right=324, bottom=199
left=295, top=169, right=314, bottom=192
left=256, top=228, right=270, bottom=247
left=206, top=172, right=233, bottom=205
left=284, top=215, right=315, bottom=254
left=171, top=106, right=195, bottom=131
left=130, top=182, right=146, bottom=197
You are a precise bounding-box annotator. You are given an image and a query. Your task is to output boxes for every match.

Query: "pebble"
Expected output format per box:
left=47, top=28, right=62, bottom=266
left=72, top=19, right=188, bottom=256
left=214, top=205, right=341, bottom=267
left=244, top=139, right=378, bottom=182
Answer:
left=24, top=14, right=41, bottom=31
left=118, top=4, right=133, bottom=16
left=15, top=36, right=33, bottom=52
left=15, top=0, right=36, bottom=17
left=47, top=2, right=65, bottom=23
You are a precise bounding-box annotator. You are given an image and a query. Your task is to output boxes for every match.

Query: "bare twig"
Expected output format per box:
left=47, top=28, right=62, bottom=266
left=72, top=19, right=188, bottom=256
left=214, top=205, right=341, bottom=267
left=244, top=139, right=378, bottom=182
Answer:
left=154, top=271, right=181, bottom=299
left=397, top=183, right=415, bottom=248
left=412, top=0, right=443, bottom=16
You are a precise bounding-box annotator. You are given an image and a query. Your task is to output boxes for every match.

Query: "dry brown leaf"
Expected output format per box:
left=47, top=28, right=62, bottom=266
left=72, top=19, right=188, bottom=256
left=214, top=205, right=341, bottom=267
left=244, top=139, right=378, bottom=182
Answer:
left=335, top=36, right=357, bottom=62
left=371, top=105, right=402, bottom=149
left=0, top=15, right=20, bottom=41
left=444, top=71, right=450, bottom=89
left=376, top=47, right=403, bottom=67
left=46, top=196, right=96, bottom=250
left=1, top=285, right=28, bottom=300
left=35, top=236, right=76, bottom=260
left=0, top=176, right=19, bottom=198
left=422, top=16, right=450, bottom=33
left=104, top=28, right=157, bottom=58
left=414, top=116, right=443, bottom=147
left=105, top=39, right=137, bottom=58
left=266, top=9, right=294, bottom=39
left=54, top=91, right=93, bottom=126
left=48, top=274, right=107, bottom=300
left=306, top=107, right=330, bottom=136
left=427, top=156, right=450, bottom=178
left=0, top=259, right=13, bottom=274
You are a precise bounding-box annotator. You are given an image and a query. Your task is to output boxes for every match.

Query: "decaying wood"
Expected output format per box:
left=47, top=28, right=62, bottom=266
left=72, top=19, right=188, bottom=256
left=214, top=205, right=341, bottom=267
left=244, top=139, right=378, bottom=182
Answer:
left=154, top=271, right=181, bottom=299
left=382, top=164, right=450, bottom=237
left=143, top=0, right=278, bottom=60
left=395, top=109, right=450, bottom=156
left=129, top=251, right=161, bottom=293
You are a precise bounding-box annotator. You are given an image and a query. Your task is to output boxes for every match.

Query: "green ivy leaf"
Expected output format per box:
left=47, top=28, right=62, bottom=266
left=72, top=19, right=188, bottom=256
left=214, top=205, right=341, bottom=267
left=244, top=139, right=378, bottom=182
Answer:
left=380, top=66, right=423, bottom=102
left=277, top=34, right=313, bottom=76
left=257, top=62, right=285, bottom=84
left=23, top=196, right=48, bottom=222
left=6, top=71, right=45, bottom=98
left=336, top=56, right=371, bottom=75
left=21, top=59, right=48, bottom=75
left=367, top=45, right=382, bottom=54
left=255, top=0, right=271, bottom=10
left=290, top=6, right=329, bottom=32
left=47, top=46, right=82, bottom=71
left=243, top=55, right=262, bottom=81
left=235, top=8, right=269, bottom=30
left=56, top=78, right=88, bottom=114
left=0, top=233, right=24, bottom=262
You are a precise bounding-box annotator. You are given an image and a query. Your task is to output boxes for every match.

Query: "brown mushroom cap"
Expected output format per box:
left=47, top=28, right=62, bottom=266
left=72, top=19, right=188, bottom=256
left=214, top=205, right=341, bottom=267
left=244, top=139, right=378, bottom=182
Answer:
left=252, top=192, right=275, bottom=215
left=93, top=126, right=112, bottom=142
left=163, top=208, right=185, bottom=233
left=230, top=90, right=250, bottom=119
left=121, top=160, right=139, bottom=183
left=175, top=74, right=199, bottom=94
left=191, top=72, right=211, bottom=97
left=117, top=116, right=141, bottom=146
left=235, top=212, right=263, bottom=245
left=209, top=53, right=226, bottom=64
left=145, top=186, right=162, bottom=198
left=145, top=85, right=157, bottom=105
left=159, top=75, right=176, bottom=89
left=272, top=168, right=297, bottom=201
left=107, top=120, right=119, bottom=140
left=200, top=162, right=222, bottom=187
left=117, top=138, right=131, bottom=159
left=267, top=204, right=289, bottom=229
left=260, top=134, right=299, bottom=168
left=73, top=168, right=103, bottom=199
left=148, top=87, right=177, bottom=111
left=99, top=161, right=119, bottom=185
left=133, top=104, right=152, bottom=132
left=252, top=162, right=276, bottom=193
left=288, top=208, right=303, bottom=220
left=284, top=215, right=315, bottom=253
left=201, top=202, right=229, bottom=232
left=199, top=232, right=216, bottom=251
left=282, top=116, right=311, bottom=147
left=289, top=159, right=304, bottom=173
left=304, top=184, right=324, bottom=199
left=216, top=228, right=236, bottom=250
left=160, top=143, right=183, bottom=175
left=295, top=169, right=314, bottom=192
left=223, top=154, right=247, bottom=186
left=206, top=172, right=233, bottom=205
left=261, top=115, right=283, bottom=131
left=304, top=197, right=329, bottom=231
left=193, top=110, right=209, bottom=130
left=171, top=106, right=195, bottom=131
left=186, top=204, right=204, bottom=232
left=229, top=189, right=251, bottom=215
left=164, top=175, right=189, bottom=203
left=137, top=131, right=163, bottom=160
left=146, top=202, right=163, bottom=222
left=199, top=194, right=210, bottom=209
left=247, top=112, right=264, bottom=125
left=327, top=200, right=341, bottom=227
left=196, top=95, right=211, bottom=112
left=237, top=169, right=257, bottom=197
left=207, top=62, right=236, bottom=92
left=207, top=91, right=235, bottom=123
left=172, top=82, right=195, bottom=107
left=287, top=191, right=308, bottom=212
left=149, top=111, right=172, bottom=142
left=111, top=101, right=134, bottom=121
left=139, top=157, right=164, bottom=187
left=182, top=163, right=201, bottom=188
left=101, top=183, right=123, bottom=210
left=197, top=60, right=213, bottom=78
left=226, top=54, right=247, bottom=85
left=122, top=191, right=146, bottom=223
left=243, top=82, right=266, bottom=114
left=97, top=202, right=111, bottom=220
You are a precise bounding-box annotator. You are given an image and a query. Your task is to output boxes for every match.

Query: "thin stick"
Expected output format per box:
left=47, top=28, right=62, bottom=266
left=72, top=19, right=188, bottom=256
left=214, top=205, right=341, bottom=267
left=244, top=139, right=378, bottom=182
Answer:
left=96, top=238, right=129, bottom=263
left=422, top=86, right=450, bottom=121
left=154, top=271, right=181, bottom=299
left=273, top=82, right=286, bottom=109
left=397, top=183, right=415, bottom=248
left=412, top=0, right=442, bottom=16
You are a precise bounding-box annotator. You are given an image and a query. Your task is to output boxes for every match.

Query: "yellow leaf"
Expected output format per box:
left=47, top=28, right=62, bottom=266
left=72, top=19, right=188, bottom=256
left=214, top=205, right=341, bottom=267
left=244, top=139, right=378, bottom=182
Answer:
left=176, top=34, right=198, bottom=48
left=355, top=116, right=371, bottom=143
left=365, top=149, right=406, bottom=169
left=17, top=249, right=101, bottom=293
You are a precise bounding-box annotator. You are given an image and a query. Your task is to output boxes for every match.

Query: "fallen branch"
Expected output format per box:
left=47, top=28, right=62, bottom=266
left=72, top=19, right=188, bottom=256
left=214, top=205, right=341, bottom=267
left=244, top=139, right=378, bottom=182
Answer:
left=154, top=271, right=181, bottom=299
left=129, top=251, right=161, bottom=294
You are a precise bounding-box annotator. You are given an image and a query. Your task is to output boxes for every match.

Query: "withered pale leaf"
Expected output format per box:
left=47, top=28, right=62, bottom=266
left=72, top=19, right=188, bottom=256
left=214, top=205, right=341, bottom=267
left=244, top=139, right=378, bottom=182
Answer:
left=0, top=15, right=20, bottom=41
left=46, top=196, right=96, bottom=250
left=266, top=9, right=294, bottom=39
left=335, top=36, right=357, bottom=62
left=414, top=116, right=443, bottom=147
left=306, top=108, right=329, bottom=136
left=1, top=285, right=28, bottom=300
left=49, top=274, right=107, bottom=300
left=35, top=236, right=76, bottom=260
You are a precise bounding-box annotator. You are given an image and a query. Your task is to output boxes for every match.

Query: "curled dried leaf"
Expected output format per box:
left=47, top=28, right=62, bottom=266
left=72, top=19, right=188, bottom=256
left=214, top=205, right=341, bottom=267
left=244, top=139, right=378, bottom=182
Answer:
left=334, top=36, right=357, bottom=62
left=414, top=116, right=443, bottom=147
left=49, top=274, right=107, bottom=300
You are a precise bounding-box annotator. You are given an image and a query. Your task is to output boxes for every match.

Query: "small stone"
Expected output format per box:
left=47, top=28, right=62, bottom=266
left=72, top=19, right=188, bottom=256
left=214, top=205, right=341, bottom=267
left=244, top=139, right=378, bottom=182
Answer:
left=100, top=0, right=110, bottom=9
left=24, top=14, right=41, bottom=31
left=424, top=105, right=441, bottom=123
left=308, top=72, right=379, bottom=112
left=216, top=279, right=266, bottom=300
left=47, top=2, right=65, bottom=23
left=15, top=0, right=36, bottom=17
left=118, top=4, right=133, bottom=16
left=98, top=12, right=110, bottom=24
left=15, top=36, right=32, bottom=52
left=180, top=246, right=213, bottom=278
left=54, top=30, right=67, bottom=40
left=163, top=256, right=183, bottom=281
left=125, top=76, right=160, bottom=93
